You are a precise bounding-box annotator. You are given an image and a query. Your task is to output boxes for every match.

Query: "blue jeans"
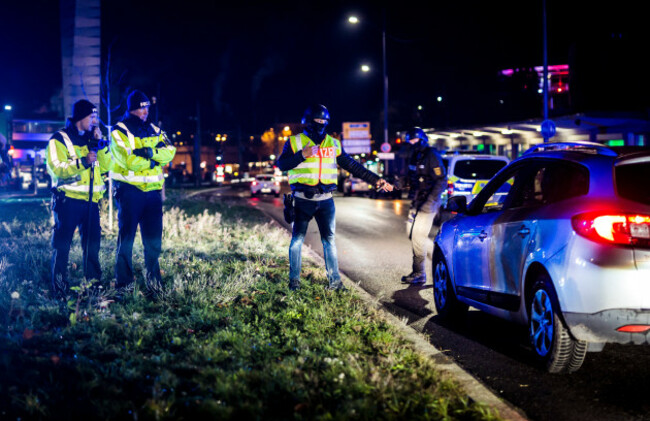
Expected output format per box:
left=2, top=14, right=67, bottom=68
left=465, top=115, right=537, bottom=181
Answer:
left=289, top=197, right=342, bottom=288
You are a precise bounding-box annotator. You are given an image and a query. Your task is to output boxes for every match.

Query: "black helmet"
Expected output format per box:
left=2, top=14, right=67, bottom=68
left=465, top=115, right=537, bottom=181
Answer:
left=301, top=104, right=330, bottom=126
left=302, top=104, right=330, bottom=141
left=404, top=127, right=428, bottom=146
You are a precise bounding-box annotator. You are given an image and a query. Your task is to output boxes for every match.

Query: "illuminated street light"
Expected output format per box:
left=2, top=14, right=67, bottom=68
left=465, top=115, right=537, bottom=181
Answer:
left=361, top=64, right=370, bottom=72
left=437, top=96, right=443, bottom=102
left=417, top=105, right=423, bottom=110
left=4, top=105, right=12, bottom=111
left=348, top=12, right=389, bottom=146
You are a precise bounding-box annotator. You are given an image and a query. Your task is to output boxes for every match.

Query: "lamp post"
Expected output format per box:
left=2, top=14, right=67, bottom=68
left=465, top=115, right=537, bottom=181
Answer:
left=348, top=12, right=389, bottom=145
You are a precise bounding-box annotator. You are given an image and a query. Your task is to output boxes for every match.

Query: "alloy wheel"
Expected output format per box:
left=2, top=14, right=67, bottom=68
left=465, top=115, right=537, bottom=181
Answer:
left=530, top=288, right=554, bottom=357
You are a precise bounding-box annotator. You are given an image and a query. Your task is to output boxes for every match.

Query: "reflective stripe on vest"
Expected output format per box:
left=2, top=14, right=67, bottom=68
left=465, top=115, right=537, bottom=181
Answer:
left=110, top=171, right=164, bottom=184
left=288, top=134, right=341, bottom=186
left=59, top=183, right=107, bottom=194
left=113, top=122, right=135, bottom=153
left=58, top=131, right=78, bottom=159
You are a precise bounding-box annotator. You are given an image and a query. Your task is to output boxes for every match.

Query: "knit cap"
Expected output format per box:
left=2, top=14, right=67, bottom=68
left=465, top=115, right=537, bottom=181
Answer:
left=72, top=99, right=97, bottom=123
left=127, top=90, right=151, bottom=111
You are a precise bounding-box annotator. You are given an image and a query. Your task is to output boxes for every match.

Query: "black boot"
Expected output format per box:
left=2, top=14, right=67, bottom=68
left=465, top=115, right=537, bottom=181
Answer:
left=401, top=272, right=426, bottom=284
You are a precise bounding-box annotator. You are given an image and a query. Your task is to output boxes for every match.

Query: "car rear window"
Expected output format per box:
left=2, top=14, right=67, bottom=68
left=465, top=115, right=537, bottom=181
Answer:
left=453, top=159, right=507, bottom=179
left=616, top=162, right=650, bottom=205
left=256, top=175, right=273, bottom=181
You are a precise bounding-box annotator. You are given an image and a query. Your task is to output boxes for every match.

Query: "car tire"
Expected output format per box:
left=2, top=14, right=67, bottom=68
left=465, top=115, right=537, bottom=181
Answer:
left=529, top=274, right=588, bottom=374
left=274, top=192, right=280, bottom=198
left=432, top=250, right=468, bottom=321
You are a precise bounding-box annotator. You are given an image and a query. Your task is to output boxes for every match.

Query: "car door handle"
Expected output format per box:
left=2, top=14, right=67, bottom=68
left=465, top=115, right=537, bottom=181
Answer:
left=478, top=230, right=488, bottom=241
left=518, top=226, right=530, bottom=237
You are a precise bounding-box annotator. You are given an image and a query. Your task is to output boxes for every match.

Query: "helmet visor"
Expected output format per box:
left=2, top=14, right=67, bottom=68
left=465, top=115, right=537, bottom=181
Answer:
left=313, top=118, right=328, bottom=125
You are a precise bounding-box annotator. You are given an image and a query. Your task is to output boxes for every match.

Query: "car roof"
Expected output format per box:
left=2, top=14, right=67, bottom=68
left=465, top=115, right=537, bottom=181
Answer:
left=442, top=153, right=509, bottom=162
left=517, top=142, right=650, bottom=165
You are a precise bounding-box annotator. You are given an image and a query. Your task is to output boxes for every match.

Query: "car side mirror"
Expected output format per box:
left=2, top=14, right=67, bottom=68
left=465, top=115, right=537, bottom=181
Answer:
left=446, top=195, right=467, bottom=214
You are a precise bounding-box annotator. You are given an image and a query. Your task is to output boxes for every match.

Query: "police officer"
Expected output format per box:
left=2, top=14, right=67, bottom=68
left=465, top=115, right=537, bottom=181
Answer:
left=46, top=99, right=112, bottom=298
left=277, top=104, right=393, bottom=291
left=398, top=127, right=446, bottom=284
left=110, top=90, right=176, bottom=293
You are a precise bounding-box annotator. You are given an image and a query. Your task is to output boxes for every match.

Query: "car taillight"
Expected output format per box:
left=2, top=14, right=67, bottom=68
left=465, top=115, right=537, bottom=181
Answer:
left=274, top=182, right=279, bottom=186
left=617, top=324, right=650, bottom=333
left=252, top=181, right=257, bottom=186
left=447, top=181, right=454, bottom=197
left=571, top=212, right=650, bottom=247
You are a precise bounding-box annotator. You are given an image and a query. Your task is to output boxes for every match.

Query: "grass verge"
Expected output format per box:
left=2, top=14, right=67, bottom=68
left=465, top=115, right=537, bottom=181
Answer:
left=0, top=192, right=502, bottom=420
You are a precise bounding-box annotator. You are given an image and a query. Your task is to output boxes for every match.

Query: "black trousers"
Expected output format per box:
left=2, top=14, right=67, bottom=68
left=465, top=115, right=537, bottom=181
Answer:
left=51, top=196, right=101, bottom=292
left=114, top=182, right=163, bottom=287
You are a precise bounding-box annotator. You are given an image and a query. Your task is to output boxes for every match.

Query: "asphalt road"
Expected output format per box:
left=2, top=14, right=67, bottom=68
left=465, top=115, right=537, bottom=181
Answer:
left=217, top=186, right=650, bottom=421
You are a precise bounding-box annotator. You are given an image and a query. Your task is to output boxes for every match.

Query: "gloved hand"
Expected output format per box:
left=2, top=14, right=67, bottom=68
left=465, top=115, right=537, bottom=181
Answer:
left=407, top=208, right=417, bottom=224
left=155, top=141, right=166, bottom=148
left=133, top=147, right=154, bottom=159
left=149, top=160, right=159, bottom=169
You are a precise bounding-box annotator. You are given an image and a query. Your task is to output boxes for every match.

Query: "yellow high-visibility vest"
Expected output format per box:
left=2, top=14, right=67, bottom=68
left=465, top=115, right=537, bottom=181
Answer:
left=110, top=122, right=176, bottom=192
left=46, top=130, right=112, bottom=203
left=288, top=134, right=341, bottom=186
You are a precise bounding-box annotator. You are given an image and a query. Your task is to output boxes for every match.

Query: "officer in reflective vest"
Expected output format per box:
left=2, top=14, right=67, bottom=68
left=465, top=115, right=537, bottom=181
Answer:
left=277, top=104, right=393, bottom=291
left=110, top=90, right=176, bottom=293
left=46, top=99, right=112, bottom=298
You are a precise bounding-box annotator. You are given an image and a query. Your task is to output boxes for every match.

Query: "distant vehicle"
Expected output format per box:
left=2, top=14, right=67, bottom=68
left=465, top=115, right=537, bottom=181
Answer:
left=342, top=176, right=372, bottom=196
left=6, top=119, right=64, bottom=190
left=437, top=152, right=509, bottom=224
left=440, top=152, right=510, bottom=206
left=250, top=174, right=280, bottom=197
left=433, top=141, right=650, bottom=373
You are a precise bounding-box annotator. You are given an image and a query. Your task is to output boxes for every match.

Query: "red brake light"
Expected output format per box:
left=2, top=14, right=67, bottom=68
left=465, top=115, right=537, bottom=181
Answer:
left=617, top=325, right=650, bottom=333
left=572, top=212, right=650, bottom=246
left=274, top=182, right=279, bottom=186
left=447, top=181, right=454, bottom=197
left=252, top=181, right=257, bottom=186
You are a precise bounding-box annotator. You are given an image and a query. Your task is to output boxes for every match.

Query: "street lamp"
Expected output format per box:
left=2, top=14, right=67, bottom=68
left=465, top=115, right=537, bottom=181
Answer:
left=348, top=12, right=389, bottom=146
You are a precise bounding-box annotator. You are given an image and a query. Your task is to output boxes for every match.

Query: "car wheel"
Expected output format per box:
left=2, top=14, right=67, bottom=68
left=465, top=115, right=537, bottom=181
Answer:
left=529, top=274, right=588, bottom=373
left=274, top=192, right=280, bottom=197
left=432, top=251, right=468, bottom=321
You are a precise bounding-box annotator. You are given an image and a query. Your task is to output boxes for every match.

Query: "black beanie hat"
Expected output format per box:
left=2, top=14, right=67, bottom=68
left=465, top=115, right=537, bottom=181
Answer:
left=72, top=99, right=97, bottom=123
left=127, top=90, right=151, bottom=111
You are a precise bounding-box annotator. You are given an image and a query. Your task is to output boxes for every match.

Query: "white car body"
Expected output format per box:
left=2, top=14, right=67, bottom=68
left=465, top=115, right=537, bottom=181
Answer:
left=250, top=174, right=280, bottom=197
left=433, top=142, right=650, bottom=373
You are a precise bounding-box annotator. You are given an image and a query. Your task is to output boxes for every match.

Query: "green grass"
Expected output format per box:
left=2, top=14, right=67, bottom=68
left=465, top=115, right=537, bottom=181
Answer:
left=0, top=191, right=502, bottom=420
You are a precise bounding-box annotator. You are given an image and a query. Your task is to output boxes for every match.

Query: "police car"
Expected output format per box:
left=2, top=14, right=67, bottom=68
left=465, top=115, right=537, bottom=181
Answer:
left=441, top=152, right=509, bottom=207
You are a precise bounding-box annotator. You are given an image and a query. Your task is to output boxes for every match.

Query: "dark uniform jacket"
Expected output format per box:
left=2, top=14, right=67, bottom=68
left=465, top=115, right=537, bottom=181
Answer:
left=397, top=143, right=447, bottom=213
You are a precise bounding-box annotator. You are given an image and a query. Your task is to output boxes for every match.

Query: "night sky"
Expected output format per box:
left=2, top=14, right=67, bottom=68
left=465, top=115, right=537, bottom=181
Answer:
left=1, top=0, right=648, bottom=141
